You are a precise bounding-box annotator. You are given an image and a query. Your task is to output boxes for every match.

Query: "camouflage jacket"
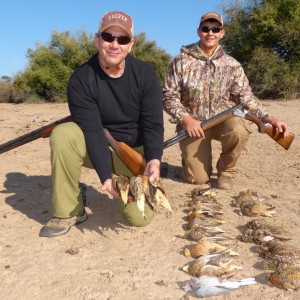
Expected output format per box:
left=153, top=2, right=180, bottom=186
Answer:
left=163, top=43, right=269, bottom=124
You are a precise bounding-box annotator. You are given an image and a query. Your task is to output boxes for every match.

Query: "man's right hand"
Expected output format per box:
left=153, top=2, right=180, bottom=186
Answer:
left=182, top=115, right=205, bottom=138
left=100, top=179, right=119, bottom=198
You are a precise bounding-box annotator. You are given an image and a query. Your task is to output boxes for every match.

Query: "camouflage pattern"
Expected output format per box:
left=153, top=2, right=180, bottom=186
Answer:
left=163, top=43, right=269, bottom=125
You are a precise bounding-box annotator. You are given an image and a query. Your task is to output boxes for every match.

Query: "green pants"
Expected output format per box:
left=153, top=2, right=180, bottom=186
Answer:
left=50, top=122, right=154, bottom=227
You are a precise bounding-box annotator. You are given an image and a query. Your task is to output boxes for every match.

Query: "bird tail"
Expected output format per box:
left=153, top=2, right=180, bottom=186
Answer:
left=238, top=277, right=257, bottom=286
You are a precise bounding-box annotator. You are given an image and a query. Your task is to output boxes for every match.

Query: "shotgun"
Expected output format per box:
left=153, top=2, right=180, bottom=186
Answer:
left=0, top=104, right=241, bottom=155
left=0, top=115, right=72, bottom=154
left=104, top=103, right=244, bottom=175
left=233, top=108, right=294, bottom=150
left=1, top=104, right=294, bottom=175
left=163, top=103, right=243, bottom=149
left=164, top=105, right=294, bottom=150
left=103, top=128, right=146, bottom=176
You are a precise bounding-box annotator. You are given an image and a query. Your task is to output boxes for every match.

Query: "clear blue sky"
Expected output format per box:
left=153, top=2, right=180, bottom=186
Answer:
left=0, top=0, right=225, bottom=77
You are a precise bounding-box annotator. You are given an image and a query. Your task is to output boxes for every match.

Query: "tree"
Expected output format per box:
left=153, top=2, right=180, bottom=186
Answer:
left=1, top=76, right=12, bottom=83
left=14, top=31, right=97, bottom=102
left=222, top=0, right=300, bottom=99
left=13, top=31, right=172, bottom=103
left=131, top=33, right=172, bottom=83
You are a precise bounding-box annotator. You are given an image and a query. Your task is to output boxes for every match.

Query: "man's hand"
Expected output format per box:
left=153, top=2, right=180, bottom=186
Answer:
left=266, top=115, right=290, bottom=137
left=182, top=115, right=205, bottom=138
left=144, top=159, right=161, bottom=181
left=100, top=178, right=119, bottom=198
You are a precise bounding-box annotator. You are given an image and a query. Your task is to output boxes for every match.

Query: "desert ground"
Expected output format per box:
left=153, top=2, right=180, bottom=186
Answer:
left=0, top=100, right=299, bottom=300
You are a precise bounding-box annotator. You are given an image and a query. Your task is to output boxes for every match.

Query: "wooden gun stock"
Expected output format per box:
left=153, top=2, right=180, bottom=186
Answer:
left=103, top=129, right=146, bottom=176
left=245, top=113, right=294, bottom=150
left=234, top=109, right=294, bottom=150
left=0, top=115, right=72, bottom=154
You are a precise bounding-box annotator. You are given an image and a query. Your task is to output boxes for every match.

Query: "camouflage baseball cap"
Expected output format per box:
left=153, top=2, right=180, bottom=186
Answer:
left=98, top=11, right=134, bottom=37
left=200, top=11, right=223, bottom=26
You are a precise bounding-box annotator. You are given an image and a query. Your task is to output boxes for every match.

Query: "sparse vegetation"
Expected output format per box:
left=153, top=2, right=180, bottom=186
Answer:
left=222, top=0, right=300, bottom=99
left=6, top=31, right=172, bottom=104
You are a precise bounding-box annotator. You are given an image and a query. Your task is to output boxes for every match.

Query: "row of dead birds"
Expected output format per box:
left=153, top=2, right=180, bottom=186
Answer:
left=180, top=187, right=257, bottom=298
left=237, top=189, right=300, bottom=291
left=112, top=174, right=172, bottom=217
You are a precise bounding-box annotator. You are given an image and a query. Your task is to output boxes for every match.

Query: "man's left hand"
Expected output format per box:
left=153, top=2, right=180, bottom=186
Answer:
left=144, top=159, right=161, bottom=181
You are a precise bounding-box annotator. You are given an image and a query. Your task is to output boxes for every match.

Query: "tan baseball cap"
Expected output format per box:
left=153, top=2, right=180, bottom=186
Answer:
left=200, top=11, right=223, bottom=26
left=98, top=11, right=134, bottom=37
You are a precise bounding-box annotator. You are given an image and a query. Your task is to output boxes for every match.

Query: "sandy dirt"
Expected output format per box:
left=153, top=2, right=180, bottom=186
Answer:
left=0, top=100, right=299, bottom=300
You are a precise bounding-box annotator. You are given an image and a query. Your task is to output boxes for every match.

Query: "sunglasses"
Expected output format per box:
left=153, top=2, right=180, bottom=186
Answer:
left=199, top=26, right=222, bottom=33
left=99, top=32, right=131, bottom=45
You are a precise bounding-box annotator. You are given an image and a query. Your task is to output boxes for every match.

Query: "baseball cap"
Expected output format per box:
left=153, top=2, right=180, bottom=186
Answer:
left=200, top=11, right=223, bottom=27
left=98, top=11, right=134, bottom=37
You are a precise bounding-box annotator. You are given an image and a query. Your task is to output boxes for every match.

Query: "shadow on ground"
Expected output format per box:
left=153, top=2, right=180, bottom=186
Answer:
left=1, top=172, right=130, bottom=235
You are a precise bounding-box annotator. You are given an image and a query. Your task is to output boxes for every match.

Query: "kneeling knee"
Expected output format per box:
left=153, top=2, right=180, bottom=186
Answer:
left=118, top=200, right=154, bottom=227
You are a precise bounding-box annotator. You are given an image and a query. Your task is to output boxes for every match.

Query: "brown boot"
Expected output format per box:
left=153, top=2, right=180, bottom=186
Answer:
left=217, top=175, right=233, bottom=190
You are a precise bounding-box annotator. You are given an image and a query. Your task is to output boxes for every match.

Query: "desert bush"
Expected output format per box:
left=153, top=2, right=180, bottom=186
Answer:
left=246, top=47, right=300, bottom=99
left=13, top=30, right=172, bottom=103
left=222, top=0, right=300, bottom=99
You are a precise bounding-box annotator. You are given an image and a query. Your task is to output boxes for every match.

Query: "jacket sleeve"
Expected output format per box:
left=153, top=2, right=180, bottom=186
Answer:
left=140, top=65, right=164, bottom=162
left=231, top=64, right=270, bottom=122
left=162, top=55, right=190, bottom=123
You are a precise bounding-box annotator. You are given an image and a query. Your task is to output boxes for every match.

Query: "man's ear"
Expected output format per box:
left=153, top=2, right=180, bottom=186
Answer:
left=220, top=29, right=225, bottom=39
left=127, top=39, right=135, bottom=53
left=94, top=33, right=100, bottom=49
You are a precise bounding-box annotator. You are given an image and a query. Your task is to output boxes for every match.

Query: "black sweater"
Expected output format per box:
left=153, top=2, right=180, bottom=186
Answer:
left=67, top=53, right=164, bottom=183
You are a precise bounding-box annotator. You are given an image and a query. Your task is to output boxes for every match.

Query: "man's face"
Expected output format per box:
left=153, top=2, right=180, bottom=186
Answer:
left=95, top=26, right=134, bottom=67
left=197, top=21, right=225, bottom=53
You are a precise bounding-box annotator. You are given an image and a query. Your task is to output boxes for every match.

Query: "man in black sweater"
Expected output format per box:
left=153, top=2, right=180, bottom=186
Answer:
left=40, top=11, right=164, bottom=237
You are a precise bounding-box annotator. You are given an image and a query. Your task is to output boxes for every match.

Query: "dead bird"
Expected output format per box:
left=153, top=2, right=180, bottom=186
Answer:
left=188, top=202, right=223, bottom=213
left=144, top=176, right=172, bottom=212
left=239, top=202, right=276, bottom=217
left=245, top=219, right=289, bottom=236
left=258, top=240, right=300, bottom=258
left=187, top=210, right=224, bottom=223
left=187, top=208, right=224, bottom=221
left=183, top=253, right=238, bottom=277
left=240, top=228, right=290, bottom=245
left=129, top=175, right=146, bottom=217
left=129, top=175, right=172, bottom=217
left=183, top=275, right=256, bottom=298
left=190, top=186, right=213, bottom=198
left=180, top=224, right=226, bottom=241
left=184, top=237, right=238, bottom=258
left=263, top=254, right=300, bottom=271
left=232, top=189, right=260, bottom=208
left=240, top=220, right=291, bottom=244
left=182, top=254, right=223, bottom=276
left=268, top=265, right=300, bottom=290
left=196, top=263, right=242, bottom=277
left=112, top=174, right=130, bottom=205
left=187, top=218, right=225, bottom=230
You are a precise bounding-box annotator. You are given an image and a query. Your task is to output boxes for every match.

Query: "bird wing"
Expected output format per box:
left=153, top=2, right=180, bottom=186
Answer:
left=130, top=176, right=146, bottom=217
left=148, top=179, right=172, bottom=211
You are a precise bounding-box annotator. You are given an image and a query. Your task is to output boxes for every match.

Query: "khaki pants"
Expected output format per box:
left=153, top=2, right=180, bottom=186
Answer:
left=179, top=117, right=251, bottom=184
left=50, top=122, right=153, bottom=226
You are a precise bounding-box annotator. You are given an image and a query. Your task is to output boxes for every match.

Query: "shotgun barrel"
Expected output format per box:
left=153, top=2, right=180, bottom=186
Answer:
left=163, top=103, right=243, bottom=149
left=0, top=115, right=72, bottom=154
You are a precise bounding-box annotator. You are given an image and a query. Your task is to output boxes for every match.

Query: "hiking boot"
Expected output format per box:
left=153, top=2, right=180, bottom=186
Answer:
left=217, top=175, right=233, bottom=190
left=39, top=209, right=88, bottom=238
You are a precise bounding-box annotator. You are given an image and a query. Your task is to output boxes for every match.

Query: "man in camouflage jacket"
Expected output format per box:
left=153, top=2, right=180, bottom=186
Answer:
left=163, top=11, right=290, bottom=189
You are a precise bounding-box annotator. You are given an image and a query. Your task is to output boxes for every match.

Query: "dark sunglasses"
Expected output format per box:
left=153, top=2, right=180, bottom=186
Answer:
left=99, top=32, right=131, bottom=45
left=199, top=26, right=222, bottom=33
